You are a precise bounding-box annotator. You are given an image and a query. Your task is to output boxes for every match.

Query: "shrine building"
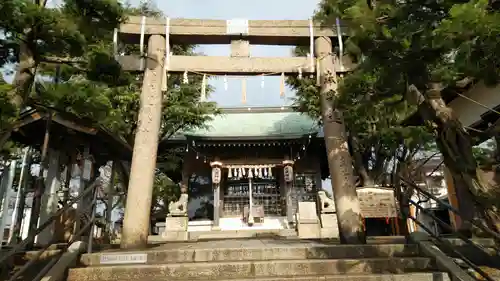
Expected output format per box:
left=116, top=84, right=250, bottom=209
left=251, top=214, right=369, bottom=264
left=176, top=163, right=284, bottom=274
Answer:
left=162, top=107, right=327, bottom=230
left=158, top=106, right=402, bottom=239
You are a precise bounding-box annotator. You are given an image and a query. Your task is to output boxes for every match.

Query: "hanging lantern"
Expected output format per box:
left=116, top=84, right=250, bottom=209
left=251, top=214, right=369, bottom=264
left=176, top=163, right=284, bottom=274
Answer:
left=211, top=161, right=222, bottom=184
left=282, top=160, right=294, bottom=183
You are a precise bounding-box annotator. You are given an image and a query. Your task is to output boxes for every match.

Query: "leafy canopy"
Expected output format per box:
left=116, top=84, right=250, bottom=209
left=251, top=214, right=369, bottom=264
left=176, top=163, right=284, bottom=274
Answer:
left=1, top=1, right=219, bottom=212
left=290, top=0, right=500, bottom=185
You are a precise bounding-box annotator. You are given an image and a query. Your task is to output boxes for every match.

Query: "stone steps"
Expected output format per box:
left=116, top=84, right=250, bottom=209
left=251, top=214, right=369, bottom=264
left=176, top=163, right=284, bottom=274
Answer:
left=197, top=273, right=450, bottom=281
left=68, top=257, right=435, bottom=281
left=79, top=243, right=420, bottom=265
left=67, top=239, right=450, bottom=281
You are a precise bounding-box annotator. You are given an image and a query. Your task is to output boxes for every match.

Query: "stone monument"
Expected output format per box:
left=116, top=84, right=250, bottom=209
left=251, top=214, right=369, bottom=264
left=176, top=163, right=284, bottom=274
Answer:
left=297, top=201, right=321, bottom=239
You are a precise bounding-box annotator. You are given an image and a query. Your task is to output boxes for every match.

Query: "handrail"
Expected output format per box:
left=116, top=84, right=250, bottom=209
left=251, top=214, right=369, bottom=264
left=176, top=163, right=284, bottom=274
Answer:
left=0, top=179, right=99, bottom=280
left=8, top=201, right=97, bottom=281
left=409, top=198, right=498, bottom=254
left=0, top=179, right=98, bottom=264
left=407, top=209, right=496, bottom=281
left=398, top=175, right=500, bottom=241
left=396, top=175, right=499, bottom=281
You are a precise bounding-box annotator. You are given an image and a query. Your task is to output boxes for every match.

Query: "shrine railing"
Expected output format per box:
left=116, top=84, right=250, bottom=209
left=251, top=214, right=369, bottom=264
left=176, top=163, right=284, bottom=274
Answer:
left=397, top=175, right=500, bottom=281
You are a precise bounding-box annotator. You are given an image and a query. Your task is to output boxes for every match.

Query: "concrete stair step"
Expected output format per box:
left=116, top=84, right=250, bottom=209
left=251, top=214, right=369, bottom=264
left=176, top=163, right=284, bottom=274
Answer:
left=68, top=257, right=435, bottom=281
left=80, top=243, right=420, bottom=266
left=205, top=273, right=451, bottom=281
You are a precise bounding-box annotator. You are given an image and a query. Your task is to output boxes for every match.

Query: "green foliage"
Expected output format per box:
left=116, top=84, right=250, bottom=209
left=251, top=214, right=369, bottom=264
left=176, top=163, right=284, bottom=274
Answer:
left=473, top=140, right=496, bottom=167
left=316, top=0, right=500, bottom=89
left=151, top=171, right=180, bottom=217
left=288, top=50, right=432, bottom=184
left=1, top=0, right=219, bottom=210
left=295, top=0, right=500, bottom=185
left=0, top=75, right=16, bottom=130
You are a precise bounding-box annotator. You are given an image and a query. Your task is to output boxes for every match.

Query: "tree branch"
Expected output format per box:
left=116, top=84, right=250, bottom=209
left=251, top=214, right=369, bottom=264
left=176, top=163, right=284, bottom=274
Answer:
left=40, top=56, right=87, bottom=71
left=161, top=122, right=189, bottom=141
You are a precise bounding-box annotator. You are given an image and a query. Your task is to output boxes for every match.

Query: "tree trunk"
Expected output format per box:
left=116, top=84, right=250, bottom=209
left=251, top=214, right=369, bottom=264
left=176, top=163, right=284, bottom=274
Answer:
left=348, top=134, right=375, bottom=186
left=10, top=41, right=36, bottom=108
left=407, top=84, right=498, bottom=235
left=1, top=39, right=37, bottom=150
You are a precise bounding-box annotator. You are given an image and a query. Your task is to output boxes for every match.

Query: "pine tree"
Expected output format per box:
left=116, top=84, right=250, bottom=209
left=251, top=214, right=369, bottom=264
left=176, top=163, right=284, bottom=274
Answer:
left=309, top=0, right=500, bottom=234
left=0, top=0, right=219, bottom=229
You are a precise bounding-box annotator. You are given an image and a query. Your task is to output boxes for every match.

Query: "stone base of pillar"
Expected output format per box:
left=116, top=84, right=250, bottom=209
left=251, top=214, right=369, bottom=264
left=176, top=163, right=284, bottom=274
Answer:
left=162, top=216, right=188, bottom=241
left=319, top=213, right=339, bottom=239
left=211, top=226, right=221, bottom=231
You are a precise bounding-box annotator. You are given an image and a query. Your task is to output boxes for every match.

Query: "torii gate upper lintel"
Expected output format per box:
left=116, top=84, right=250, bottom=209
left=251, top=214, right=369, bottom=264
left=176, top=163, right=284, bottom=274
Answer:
left=115, top=16, right=354, bottom=75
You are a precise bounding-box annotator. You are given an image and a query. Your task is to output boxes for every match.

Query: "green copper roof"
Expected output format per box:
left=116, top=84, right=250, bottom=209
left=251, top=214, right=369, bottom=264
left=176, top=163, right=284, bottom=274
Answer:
left=180, top=110, right=322, bottom=140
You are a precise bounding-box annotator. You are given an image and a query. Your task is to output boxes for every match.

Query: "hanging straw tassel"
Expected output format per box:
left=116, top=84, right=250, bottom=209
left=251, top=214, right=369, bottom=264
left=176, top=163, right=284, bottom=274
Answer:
left=139, top=16, right=146, bottom=71
left=224, top=75, right=228, bottom=91
left=316, top=59, right=321, bottom=86
left=161, top=17, right=171, bottom=92
left=161, top=67, right=168, bottom=92
left=112, top=28, right=118, bottom=60
left=280, top=72, right=285, bottom=98
left=200, top=74, right=207, bottom=102
left=336, top=17, right=345, bottom=72
left=183, top=71, right=189, bottom=84
left=241, top=78, right=247, bottom=104
left=309, top=18, right=315, bottom=72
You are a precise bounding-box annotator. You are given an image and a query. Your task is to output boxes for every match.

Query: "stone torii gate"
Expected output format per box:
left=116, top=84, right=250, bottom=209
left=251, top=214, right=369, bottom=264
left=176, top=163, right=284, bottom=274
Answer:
left=115, top=16, right=364, bottom=248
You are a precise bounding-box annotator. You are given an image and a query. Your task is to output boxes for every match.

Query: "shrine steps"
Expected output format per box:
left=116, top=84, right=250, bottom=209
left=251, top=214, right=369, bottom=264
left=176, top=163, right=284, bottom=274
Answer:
left=67, top=239, right=450, bottom=281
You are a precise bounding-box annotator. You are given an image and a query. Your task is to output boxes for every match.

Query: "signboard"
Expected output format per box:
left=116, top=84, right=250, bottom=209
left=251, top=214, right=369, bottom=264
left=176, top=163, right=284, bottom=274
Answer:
left=357, top=187, right=398, bottom=218
left=100, top=253, right=147, bottom=265
left=226, top=19, right=249, bottom=35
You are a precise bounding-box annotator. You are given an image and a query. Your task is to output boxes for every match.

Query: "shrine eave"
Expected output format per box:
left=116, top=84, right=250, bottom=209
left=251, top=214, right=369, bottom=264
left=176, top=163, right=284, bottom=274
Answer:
left=7, top=104, right=132, bottom=161
left=175, top=133, right=322, bottom=141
